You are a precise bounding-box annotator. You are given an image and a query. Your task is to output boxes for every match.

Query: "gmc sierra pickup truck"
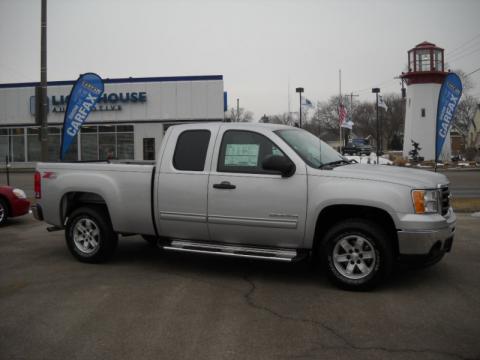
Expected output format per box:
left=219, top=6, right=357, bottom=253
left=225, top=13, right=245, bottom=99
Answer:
left=33, top=123, right=456, bottom=290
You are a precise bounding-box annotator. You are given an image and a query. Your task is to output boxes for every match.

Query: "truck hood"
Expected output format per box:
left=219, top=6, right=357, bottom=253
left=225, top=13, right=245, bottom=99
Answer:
left=312, top=164, right=449, bottom=188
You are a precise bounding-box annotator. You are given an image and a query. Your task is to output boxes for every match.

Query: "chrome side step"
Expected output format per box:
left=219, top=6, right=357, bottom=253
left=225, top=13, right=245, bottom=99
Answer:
left=162, top=240, right=299, bottom=262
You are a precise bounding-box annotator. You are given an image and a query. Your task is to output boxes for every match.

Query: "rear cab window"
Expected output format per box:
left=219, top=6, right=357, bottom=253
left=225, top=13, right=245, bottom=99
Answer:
left=173, top=130, right=211, bottom=171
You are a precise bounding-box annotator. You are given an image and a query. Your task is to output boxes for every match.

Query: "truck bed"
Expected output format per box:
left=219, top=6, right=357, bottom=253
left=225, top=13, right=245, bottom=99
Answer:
left=37, top=162, right=156, bottom=235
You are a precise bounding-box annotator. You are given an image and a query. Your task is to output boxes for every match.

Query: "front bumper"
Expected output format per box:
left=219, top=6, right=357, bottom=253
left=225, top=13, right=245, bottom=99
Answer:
left=397, top=208, right=456, bottom=255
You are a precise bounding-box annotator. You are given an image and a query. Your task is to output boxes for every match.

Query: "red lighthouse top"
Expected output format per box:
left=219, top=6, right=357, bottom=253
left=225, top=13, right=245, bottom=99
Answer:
left=401, top=41, right=447, bottom=85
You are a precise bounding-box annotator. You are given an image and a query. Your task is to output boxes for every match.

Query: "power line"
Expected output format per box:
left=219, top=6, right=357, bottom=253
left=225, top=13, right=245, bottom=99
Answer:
left=466, top=67, right=480, bottom=77
left=447, top=44, right=480, bottom=62
left=446, top=32, right=480, bottom=56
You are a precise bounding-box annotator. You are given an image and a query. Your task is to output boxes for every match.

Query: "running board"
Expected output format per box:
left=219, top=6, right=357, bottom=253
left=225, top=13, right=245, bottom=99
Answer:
left=162, top=240, right=300, bottom=262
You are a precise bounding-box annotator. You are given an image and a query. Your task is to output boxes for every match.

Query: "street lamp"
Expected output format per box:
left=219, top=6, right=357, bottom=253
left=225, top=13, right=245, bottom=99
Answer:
left=372, top=87, right=380, bottom=164
left=296, top=87, right=304, bottom=128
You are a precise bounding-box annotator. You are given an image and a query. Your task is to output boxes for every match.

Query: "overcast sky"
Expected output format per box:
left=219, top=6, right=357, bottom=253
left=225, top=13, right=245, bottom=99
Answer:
left=1, top=0, right=479, bottom=119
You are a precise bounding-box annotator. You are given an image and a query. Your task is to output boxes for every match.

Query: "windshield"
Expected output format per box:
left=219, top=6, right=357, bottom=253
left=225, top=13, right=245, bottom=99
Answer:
left=352, top=138, right=368, bottom=145
left=275, top=129, right=344, bottom=168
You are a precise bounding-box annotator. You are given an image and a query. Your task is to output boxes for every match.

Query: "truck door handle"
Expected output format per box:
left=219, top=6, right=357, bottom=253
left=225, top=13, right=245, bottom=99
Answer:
left=213, top=181, right=236, bottom=189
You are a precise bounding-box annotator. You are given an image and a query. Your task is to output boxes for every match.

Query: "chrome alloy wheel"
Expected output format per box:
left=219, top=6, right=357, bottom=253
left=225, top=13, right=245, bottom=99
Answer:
left=332, top=235, right=377, bottom=280
left=73, top=218, right=100, bottom=254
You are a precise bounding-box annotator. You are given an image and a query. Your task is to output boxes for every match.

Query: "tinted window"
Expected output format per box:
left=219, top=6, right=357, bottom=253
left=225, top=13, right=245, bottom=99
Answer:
left=173, top=130, right=211, bottom=171
left=218, top=130, right=285, bottom=174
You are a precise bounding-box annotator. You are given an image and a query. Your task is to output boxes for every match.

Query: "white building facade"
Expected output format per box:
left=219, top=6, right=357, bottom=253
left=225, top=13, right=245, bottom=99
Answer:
left=401, top=42, right=451, bottom=161
left=0, top=75, right=225, bottom=163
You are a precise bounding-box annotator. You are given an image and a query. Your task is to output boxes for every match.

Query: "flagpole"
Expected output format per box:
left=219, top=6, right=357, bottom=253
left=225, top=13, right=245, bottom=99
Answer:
left=339, top=69, right=342, bottom=153
left=288, top=77, right=291, bottom=125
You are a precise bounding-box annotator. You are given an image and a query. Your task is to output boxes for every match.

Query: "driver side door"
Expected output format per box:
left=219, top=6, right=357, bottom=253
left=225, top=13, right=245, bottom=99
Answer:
left=207, top=128, right=307, bottom=248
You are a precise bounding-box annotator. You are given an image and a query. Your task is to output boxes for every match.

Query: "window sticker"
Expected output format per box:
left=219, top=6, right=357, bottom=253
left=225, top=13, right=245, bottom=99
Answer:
left=224, top=144, right=259, bottom=167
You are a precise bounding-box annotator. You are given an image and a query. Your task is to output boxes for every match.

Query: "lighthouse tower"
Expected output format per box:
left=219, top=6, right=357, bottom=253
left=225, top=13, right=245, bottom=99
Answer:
left=401, top=41, right=450, bottom=161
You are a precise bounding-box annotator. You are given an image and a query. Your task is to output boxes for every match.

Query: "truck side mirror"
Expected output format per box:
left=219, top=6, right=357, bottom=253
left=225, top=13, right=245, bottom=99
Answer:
left=262, top=155, right=296, bottom=178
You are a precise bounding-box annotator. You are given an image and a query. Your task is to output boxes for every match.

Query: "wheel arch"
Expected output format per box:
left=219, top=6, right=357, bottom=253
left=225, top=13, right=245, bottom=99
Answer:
left=60, top=191, right=111, bottom=226
left=312, top=204, right=399, bottom=257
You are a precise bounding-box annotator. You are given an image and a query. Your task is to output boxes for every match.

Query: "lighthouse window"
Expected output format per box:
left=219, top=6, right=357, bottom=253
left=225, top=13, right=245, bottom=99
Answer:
left=434, top=50, right=443, bottom=71
left=421, top=108, right=426, bottom=117
left=416, top=50, right=431, bottom=72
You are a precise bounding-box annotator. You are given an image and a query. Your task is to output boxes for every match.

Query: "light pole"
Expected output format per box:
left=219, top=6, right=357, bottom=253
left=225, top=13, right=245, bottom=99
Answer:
left=40, top=0, right=49, bottom=161
left=295, top=87, right=304, bottom=128
left=372, top=88, right=380, bottom=164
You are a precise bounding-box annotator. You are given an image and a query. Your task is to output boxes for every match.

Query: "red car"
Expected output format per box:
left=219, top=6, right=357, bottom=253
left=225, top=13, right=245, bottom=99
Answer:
left=0, top=186, right=31, bottom=226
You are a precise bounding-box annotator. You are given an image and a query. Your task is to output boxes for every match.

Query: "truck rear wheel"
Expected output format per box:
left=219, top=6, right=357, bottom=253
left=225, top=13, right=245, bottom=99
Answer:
left=320, top=219, right=393, bottom=291
left=65, top=206, right=118, bottom=263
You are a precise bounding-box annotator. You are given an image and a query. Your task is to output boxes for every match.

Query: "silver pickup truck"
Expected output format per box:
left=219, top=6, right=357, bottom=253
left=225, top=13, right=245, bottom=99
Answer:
left=33, top=123, right=456, bottom=290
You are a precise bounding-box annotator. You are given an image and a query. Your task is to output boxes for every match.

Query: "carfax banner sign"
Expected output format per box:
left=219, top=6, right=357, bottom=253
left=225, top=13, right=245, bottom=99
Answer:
left=435, top=73, right=462, bottom=161
left=60, top=73, right=104, bottom=160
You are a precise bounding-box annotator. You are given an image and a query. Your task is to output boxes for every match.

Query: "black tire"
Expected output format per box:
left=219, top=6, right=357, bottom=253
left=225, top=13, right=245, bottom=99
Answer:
left=65, top=206, right=118, bottom=263
left=320, top=219, right=394, bottom=291
left=0, top=198, right=9, bottom=226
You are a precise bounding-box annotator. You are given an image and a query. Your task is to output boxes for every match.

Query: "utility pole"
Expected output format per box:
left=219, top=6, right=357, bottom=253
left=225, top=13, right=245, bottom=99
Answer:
left=339, top=69, right=342, bottom=151
left=40, top=0, right=49, bottom=161
left=372, top=88, right=380, bottom=164
left=236, top=98, right=239, bottom=122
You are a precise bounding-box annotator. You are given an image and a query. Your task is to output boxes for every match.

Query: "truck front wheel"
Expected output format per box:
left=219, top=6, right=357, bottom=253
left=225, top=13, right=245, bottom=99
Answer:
left=65, top=206, right=118, bottom=263
left=320, top=219, right=393, bottom=291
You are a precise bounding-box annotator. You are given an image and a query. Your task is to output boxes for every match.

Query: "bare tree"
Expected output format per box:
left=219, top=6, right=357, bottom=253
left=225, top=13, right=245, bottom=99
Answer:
left=452, top=95, right=478, bottom=142
left=260, top=113, right=291, bottom=125
left=228, top=107, right=254, bottom=122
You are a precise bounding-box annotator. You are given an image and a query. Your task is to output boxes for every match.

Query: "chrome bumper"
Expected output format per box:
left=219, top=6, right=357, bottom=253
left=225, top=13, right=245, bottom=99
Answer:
left=397, top=209, right=456, bottom=255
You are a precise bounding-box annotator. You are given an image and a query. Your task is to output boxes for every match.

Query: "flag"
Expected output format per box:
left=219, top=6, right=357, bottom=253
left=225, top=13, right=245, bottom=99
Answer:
left=378, top=95, right=388, bottom=111
left=435, top=73, right=462, bottom=161
left=60, top=73, right=104, bottom=160
left=338, top=103, right=347, bottom=125
left=341, top=116, right=354, bottom=129
left=301, top=97, right=313, bottom=109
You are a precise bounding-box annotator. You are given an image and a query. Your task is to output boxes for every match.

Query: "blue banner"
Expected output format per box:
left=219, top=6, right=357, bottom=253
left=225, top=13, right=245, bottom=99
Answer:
left=60, top=73, right=104, bottom=160
left=435, top=73, right=462, bottom=161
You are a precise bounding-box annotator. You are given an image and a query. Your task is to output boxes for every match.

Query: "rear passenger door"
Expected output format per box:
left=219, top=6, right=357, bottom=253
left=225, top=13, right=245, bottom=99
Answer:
left=155, top=126, right=217, bottom=240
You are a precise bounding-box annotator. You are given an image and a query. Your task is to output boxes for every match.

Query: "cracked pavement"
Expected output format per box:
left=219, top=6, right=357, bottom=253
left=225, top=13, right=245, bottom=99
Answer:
left=1, top=215, right=480, bottom=360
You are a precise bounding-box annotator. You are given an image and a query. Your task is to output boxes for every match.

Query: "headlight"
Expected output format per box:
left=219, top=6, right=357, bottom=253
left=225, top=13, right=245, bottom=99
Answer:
left=12, top=188, right=27, bottom=199
left=412, top=189, right=439, bottom=214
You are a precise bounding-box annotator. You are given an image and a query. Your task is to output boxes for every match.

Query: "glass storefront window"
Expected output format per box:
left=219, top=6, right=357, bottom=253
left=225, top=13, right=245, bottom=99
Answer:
left=27, top=135, right=41, bottom=162
left=2, top=124, right=135, bottom=162
left=12, top=135, right=25, bottom=162
left=0, top=134, right=8, bottom=162
left=99, top=133, right=116, bottom=160
left=99, top=125, right=116, bottom=133
left=117, top=133, right=134, bottom=159
left=81, top=133, right=98, bottom=160
left=48, top=134, right=60, bottom=161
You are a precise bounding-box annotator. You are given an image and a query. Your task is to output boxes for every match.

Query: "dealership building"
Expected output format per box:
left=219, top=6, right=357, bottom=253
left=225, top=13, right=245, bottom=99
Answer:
left=0, top=75, right=225, bottom=163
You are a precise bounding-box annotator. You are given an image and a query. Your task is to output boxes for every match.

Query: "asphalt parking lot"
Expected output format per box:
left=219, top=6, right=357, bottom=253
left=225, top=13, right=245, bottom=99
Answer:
left=1, top=214, right=480, bottom=360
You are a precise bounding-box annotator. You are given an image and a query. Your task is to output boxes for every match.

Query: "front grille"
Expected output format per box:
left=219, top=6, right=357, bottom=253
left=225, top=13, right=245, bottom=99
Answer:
left=440, top=186, right=450, bottom=216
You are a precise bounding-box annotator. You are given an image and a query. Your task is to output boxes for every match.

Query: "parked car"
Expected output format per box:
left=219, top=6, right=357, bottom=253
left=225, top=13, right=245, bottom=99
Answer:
left=0, top=186, right=31, bottom=226
left=33, top=123, right=455, bottom=290
left=343, top=138, right=373, bottom=155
